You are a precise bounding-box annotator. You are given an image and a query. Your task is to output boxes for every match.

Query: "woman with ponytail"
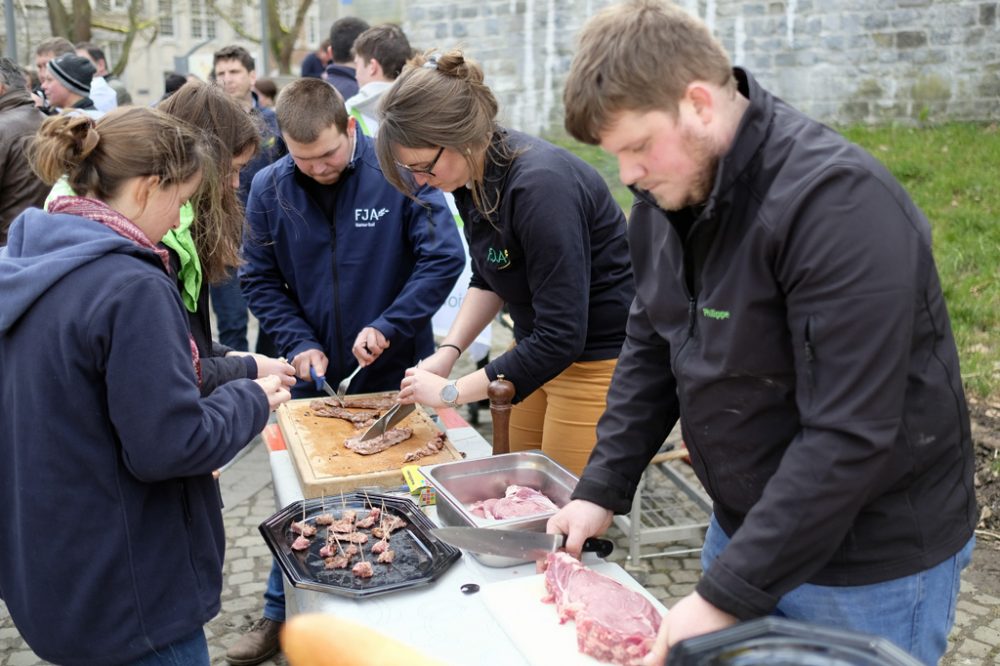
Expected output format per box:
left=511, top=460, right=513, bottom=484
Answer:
left=376, top=49, right=635, bottom=475
left=0, top=107, right=290, bottom=665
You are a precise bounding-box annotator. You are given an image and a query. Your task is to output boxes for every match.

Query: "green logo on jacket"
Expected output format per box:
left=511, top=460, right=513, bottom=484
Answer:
left=486, top=247, right=511, bottom=270
left=702, top=307, right=730, bottom=320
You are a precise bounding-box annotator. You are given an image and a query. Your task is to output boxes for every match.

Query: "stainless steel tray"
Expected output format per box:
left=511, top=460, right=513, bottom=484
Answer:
left=420, top=451, right=578, bottom=567
left=259, top=492, right=460, bottom=598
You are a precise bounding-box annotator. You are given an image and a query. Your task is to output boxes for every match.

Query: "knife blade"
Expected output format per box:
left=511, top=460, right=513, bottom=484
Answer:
left=359, top=402, right=416, bottom=441
left=309, top=366, right=343, bottom=404
left=431, top=526, right=614, bottom=560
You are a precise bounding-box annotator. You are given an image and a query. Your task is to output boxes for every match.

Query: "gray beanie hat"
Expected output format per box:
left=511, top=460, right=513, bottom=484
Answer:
left=48, top=54, right=95, bottom=97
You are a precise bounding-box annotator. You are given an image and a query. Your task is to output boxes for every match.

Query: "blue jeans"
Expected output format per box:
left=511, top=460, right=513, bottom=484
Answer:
left=702, top=514, right=973, bottom=665
left=210, top=271, right=249, bottom=352
left=123, top=628, right=208, bottom=666
left=263, top=560, right=286, bottom=622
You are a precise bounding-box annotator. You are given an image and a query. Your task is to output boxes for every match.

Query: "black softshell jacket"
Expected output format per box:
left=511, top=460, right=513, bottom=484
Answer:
left=571, top=69, right=977, bottom=620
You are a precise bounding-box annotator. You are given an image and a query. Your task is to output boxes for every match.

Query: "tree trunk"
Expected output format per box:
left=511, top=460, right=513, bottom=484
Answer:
left=72, top=0, right=92, bottom=42
left=44, top=0, right=71, bottom=39
left=266, top=0, right=313, bottom=75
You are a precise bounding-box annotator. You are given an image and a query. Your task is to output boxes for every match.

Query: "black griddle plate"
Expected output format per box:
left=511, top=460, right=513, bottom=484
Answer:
left=260, top=492, right=461, bottom=599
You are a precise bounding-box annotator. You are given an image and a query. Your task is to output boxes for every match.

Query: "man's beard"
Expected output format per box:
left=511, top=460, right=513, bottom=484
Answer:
left=659, top=127, right=719, bottom=212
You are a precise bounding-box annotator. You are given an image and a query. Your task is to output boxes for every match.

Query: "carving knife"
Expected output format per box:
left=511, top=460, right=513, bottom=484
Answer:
left=431, top=526, right=614, bottom=560
left=359, top=402, right=416, bottom=441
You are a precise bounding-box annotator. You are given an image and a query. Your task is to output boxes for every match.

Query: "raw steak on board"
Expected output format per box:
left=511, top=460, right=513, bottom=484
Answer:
left=542, top=552, right=662, bottom=666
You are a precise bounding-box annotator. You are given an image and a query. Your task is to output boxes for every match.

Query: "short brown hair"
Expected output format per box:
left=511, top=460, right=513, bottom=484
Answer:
left=353, top=24, right=412, bottom=80
left=34, top=37, right=74, bottom=57
left=275, top=78, right=349, bottom=143
left=564, top=0, right=734, bottom=144
left=213, top=44, right=255, bottom=72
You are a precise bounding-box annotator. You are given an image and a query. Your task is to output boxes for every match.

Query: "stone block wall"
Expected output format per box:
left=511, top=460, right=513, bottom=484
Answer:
left=401, top=0, right=1000, bottom=133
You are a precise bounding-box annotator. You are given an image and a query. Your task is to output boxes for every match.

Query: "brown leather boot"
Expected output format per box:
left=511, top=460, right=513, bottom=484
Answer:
left=225, top=617, right=283, bottom=666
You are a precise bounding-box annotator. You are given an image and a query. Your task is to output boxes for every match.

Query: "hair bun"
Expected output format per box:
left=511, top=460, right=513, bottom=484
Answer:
left=79, top=125, right=100, bottom=158
left=430, top=49, right=484, bottom=84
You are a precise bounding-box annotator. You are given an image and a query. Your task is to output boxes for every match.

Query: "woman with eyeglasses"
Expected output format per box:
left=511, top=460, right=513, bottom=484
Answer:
left=375, top=49, right=635, bottom=475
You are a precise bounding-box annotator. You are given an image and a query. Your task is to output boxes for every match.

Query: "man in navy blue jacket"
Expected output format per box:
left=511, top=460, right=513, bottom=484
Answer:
left=228, top=77, right=463, bottom=665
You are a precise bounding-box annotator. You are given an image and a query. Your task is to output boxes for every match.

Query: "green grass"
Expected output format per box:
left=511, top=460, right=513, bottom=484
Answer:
left=548, top=123, right=1000, bottom=400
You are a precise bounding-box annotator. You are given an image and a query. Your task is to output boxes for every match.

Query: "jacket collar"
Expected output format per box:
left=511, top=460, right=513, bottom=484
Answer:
left=0, top=88, right=35, bottom=113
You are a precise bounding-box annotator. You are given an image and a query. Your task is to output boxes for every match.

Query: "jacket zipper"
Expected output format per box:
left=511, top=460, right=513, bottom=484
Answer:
left=330, top=227, right=345, bottom=381
left=804, top=317, right=816, bottom=391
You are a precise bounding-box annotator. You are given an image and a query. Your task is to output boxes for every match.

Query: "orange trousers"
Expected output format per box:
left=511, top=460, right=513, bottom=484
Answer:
left=508, top=358, right=618, bottom=476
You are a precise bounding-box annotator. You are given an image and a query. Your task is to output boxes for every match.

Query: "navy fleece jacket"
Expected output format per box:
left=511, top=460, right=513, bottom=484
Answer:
left=0, top=209, right=269, bottom=665
left=240, top=130, right=464, bottom=394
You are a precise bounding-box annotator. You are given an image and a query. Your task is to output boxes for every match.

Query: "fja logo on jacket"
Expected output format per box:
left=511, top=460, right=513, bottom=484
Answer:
left=355, top=207, right=390, bottom=227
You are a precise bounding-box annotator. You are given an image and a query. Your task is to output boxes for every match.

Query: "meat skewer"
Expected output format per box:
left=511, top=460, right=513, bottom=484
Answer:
left=314, top=494, right=334, bottom=526
left=351, top=521, right=374, bottom=578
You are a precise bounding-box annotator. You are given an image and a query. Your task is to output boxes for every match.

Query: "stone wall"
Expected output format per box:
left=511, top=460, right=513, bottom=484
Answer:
left=401, top=0, right=1000, bottom=134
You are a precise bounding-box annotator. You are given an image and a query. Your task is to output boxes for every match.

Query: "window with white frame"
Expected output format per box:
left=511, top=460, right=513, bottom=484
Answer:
left=158, top=0, right=175, bottom=37
left=190, top=0, right=217, bottom=40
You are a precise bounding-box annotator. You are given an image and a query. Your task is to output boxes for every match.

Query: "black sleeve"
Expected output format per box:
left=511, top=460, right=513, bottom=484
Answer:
left=198, top=355, right=254, bottom=396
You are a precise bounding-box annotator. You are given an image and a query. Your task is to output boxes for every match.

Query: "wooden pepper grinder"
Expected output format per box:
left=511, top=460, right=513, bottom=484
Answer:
left=487, top=375, right=515, bottom=455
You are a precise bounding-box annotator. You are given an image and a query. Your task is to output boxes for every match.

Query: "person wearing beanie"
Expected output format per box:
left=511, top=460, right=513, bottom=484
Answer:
left=42, top=53, right=102, bottom=119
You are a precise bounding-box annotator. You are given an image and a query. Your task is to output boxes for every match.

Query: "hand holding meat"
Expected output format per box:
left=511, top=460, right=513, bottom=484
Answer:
left=353, top=326, right=389, bottom=367
left=641, top=592, right=737, bottom=666
left=545, top=499, right=613, bottom=560
left=255, top=375, right=293, bottom=411
left=250, top=354, right=297, bottom=387
left=398, top=366, right=449, bottom=407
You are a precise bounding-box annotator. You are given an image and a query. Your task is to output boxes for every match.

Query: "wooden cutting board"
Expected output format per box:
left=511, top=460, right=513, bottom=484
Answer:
left=480, top=562, right=668, bottom=666
left=277, top=394, right=464, bottom=498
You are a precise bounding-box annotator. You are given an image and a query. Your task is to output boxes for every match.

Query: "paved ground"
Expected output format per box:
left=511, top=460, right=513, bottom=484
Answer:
left=3, top=321, right=999, bottom=664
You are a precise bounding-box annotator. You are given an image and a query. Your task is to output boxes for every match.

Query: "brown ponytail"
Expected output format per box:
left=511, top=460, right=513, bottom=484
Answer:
left=30, top=107, right=209, bottom=204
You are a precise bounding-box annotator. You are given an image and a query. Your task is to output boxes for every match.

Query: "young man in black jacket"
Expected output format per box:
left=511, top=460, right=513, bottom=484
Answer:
left=548, top=2, right=977, bottom=665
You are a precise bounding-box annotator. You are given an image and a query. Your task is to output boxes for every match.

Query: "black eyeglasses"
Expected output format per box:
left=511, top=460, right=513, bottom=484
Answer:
left=396, top=146, right=445, bottom=178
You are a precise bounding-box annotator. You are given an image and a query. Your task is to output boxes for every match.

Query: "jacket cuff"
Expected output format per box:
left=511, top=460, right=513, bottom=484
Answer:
left=696, top=559, right=779, bottom=620
left=242, top=355, right=258, bottom=379
left=570, top=475, right=635, bottom=515
left=368, top=320, right=396, bottom=342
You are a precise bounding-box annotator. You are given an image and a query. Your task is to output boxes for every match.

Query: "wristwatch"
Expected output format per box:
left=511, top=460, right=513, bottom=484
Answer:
left=439, top=381, right=460, bottom=407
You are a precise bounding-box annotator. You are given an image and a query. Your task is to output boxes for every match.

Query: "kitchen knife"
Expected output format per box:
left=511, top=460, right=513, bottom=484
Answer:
left=359, top=402, right=416, bottom=441
left=309, top=366, right=343, bottom=405
left=431, top=526, right=614, bottom=560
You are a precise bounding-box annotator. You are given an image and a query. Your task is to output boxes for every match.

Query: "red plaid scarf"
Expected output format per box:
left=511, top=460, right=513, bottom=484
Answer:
left=49, top=195, right=202, bottom=384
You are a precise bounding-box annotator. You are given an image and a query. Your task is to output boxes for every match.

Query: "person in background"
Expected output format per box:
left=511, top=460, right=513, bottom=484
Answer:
left=74, top=41, right=118, bottom=113
left=345, top=23, right=411, bottom=137
left=546, top=2, right=976, bottom=665
left=211, top=44, right=285, bottom=356
left=227, top=77, right=464, bottom=666
left=75, top=41, right=131, bottom=106
left=0, top=57, right=49, bottom=245
left=0, top=107, right=291, bottom=666
left=253, top=77, right=278, bottom=108
left=376, top=50, right=635, bottom=476
left=31, top=36, right=74, bottom=109
left=300, top=38, right=330, bottom=78
left=324, top=15, right=369, bottom=99
left=161, top=70, right=188, bottom=102
left=41, top=53, right=101, bottom=119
